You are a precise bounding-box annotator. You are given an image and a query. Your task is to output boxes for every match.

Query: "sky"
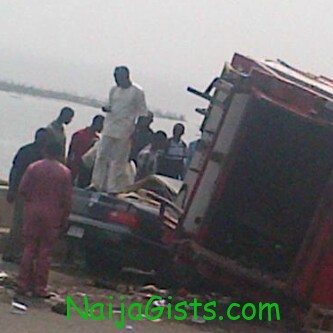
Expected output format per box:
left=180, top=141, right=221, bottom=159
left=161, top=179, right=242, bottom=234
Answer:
left=0, top=0, right=332, bottom=118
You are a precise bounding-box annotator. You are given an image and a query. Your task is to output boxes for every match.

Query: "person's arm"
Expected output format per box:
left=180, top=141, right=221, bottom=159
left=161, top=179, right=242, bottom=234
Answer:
left=136, top=89, right=148, bottom=117
left=153, top=151, right=162, bottom=174
left=102, top=87, right=115, bottom=113
left=155, top=149, right=167, bottom=175
left=163, top=139, right=172, bottom=159
left=60, top=171, right=73, bottom=232
left=183, top=141, right=189, bottom=159
left=7, top=159, right=20, bottom=203
left=18, top=165, right=35, bottom=201
left=136, top=148, right=151, bottom=179
left=67, top=132, right=84, bottom=169
left=180, top=141, right=188, bottom=180
left=185, top=141, right=196, bottom=169
left=101, top=106, right=111, bottom=113
left=81, top=141, right=98, bottom=170
left=137, top=151, right=146, bottom=171
left=67, top=133, right=77, bottom=163
left=7, top=149, right=26, bottom=203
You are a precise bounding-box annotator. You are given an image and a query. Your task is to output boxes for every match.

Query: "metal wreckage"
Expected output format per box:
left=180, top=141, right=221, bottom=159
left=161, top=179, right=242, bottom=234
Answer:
left=67, top=53, right=332, bottom=311
left=172, top=53, right=333, bottom=312
left=0, top=53, right=332, bottom=328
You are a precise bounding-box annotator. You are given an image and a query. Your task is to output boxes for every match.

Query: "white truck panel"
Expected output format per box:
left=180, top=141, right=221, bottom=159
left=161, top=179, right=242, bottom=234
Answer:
left=181, top=93, right=250, bottom=234
left=177, top=81, right=233, bottom=209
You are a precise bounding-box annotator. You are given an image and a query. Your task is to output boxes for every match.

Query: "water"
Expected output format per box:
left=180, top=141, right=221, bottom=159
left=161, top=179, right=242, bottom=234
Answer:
left=0, top=91, right=201, bottom=179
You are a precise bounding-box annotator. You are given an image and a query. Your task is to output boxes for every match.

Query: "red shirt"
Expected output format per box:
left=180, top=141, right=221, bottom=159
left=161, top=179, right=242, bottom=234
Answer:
left=67, top=128, right=99, bottom=178
left=19, top=159, right=72, bottom=231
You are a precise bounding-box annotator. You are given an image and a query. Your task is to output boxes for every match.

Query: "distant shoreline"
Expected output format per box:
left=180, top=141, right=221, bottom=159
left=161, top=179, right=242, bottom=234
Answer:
left=0, top=81, right=185, bottom=121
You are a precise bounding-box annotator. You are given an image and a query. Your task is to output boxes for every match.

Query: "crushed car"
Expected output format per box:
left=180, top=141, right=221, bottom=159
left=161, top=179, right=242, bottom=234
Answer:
left=66, top=175, right=183, bottom=276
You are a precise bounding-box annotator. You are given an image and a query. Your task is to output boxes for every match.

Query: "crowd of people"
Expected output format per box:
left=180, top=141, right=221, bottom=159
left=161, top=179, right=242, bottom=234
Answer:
left=3, top=65, right=195, bottom=298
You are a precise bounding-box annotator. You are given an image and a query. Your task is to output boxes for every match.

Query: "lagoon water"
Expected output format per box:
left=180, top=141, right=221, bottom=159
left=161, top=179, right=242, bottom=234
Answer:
left=0, top=91, right=201, bottom=179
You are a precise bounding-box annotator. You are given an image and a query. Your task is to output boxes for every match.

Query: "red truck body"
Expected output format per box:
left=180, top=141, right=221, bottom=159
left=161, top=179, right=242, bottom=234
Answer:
left=175, top=53, right=333, bottom=307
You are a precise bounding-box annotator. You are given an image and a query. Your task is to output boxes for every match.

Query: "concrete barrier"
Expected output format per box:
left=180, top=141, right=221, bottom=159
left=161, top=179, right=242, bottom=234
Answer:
left=0, top=186, right=13, bottom=227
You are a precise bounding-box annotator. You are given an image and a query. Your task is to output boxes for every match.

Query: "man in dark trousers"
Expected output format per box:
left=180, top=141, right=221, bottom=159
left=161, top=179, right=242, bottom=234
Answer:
left=17, top=142, right=72, bottom=297
left=3, top=128, right=49, bottom=263
left=67, top=115, right=104, bottom=185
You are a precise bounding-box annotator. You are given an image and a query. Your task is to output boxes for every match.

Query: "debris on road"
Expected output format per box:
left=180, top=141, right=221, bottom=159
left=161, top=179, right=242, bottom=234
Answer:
left=0, top=271, right=8, bottom=280
left=0, top=270, right=17, bottom=289
left=56, top=287, right=68, bottom=296
left=152, top=299, right=167, bottom=307
left=125, top=324, right=134, bottom=331
left=140, top=284, right=168, bottom=296
left=45, top=293, right=66, bottom=308
left=12, top=300, right=28, bottom=311
left=218, top=296, right=231, bottom=305
left=190, top=315, right=206, bottom=324
left=51, top=301, right=67, bottom=316
left=150, top=318, right=162, bottom=323
left=11, top=300, right=28, bottom=315
left=116, top=284, right=128, bottom=294
left=121, top=267, right=155, bottom=277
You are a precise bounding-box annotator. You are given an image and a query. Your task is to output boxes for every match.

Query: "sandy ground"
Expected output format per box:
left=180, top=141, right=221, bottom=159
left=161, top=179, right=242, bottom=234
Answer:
left=0, top=258, right=291, bottom=333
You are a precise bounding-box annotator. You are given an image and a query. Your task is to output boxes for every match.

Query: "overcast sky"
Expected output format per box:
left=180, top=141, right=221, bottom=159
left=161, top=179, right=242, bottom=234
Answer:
left=0, top=0, right=332, bottom=117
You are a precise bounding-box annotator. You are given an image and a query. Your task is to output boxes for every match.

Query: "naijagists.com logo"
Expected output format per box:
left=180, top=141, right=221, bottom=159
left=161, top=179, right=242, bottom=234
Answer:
left=66, top=295, right=281, bottom=329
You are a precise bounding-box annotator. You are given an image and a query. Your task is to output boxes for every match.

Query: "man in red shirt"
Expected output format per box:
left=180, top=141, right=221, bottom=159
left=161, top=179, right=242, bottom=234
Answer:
left=17, top=142, right=73, bottom=297
left=67, top=115, right=104, bottom=184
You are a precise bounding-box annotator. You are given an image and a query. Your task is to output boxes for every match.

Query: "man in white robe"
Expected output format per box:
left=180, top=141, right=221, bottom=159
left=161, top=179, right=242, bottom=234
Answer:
left=91, top=66, right=148, bottom=193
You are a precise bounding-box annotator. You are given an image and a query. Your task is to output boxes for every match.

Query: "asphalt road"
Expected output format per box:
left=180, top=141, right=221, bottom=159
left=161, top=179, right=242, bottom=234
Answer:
left=1, top=300, right=289, bottom=333
left=0, top=301, right=214, bottom=333
left=0, top=258, right=289, bottom=333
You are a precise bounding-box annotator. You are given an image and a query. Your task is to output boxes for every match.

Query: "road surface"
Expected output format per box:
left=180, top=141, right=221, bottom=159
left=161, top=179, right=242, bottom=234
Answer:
left=0, top=258, right=290, bottom=333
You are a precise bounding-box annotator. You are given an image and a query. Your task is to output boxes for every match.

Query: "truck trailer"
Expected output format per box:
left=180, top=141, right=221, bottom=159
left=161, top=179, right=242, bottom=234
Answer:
left=174, top=53, right=333, bottom=310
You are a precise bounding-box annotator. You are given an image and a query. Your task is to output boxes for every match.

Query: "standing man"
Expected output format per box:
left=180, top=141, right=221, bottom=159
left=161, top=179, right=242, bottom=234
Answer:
left=91, top=66, right=148, bottom=193
left=67, top=115, right=104, bottom=183
left=3, top=128, right=49, bottom=263
left=129, top=111, right=154, bottom=165
left=47, top=106, right=75, bottom=161
left=160, top=123, right=188, bottom=180
left=17, top=142, right=72, bottom=297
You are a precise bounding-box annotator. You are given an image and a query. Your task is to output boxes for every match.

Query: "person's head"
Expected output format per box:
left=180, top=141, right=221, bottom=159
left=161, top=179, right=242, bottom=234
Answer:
left=114, top=66, right=131, bottom=88
left=59, top=107, right=75, bottom=125
left=173, top=123, right=185, bottom=140
left=45, top=142, right=63, bottom=160
left=34, top=128, right=49, bottom=147
left=91, top=115, right=105, bottom=133
left=137, top=111, right=154, bottom=128
left=152, top=130, right=167, bottom=150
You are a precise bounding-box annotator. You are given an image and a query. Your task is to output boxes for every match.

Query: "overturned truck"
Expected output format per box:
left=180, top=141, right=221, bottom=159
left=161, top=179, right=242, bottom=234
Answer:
left=173, top=54, right=333, bottom=308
